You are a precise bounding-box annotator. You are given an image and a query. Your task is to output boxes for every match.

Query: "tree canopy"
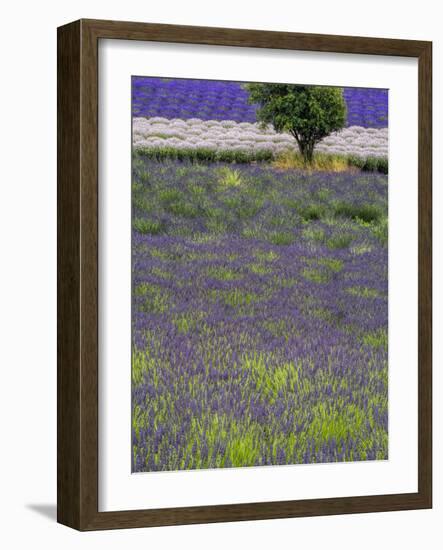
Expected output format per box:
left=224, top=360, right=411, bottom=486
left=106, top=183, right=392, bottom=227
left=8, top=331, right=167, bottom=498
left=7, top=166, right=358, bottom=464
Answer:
left=245, top=83, right=347, bottom=163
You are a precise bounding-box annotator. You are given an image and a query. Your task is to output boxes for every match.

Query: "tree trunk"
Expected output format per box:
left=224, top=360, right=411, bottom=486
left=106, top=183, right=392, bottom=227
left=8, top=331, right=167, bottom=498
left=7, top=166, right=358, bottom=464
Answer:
left=290, top=131, right=315, bottom=165
left=299, top=141, right=315, bottom=165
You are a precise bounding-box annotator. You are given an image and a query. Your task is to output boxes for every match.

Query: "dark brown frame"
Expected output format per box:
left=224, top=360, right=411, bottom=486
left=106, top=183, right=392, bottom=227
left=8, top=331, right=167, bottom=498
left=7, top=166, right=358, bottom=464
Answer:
left=57, top=18, right=432, bottom=531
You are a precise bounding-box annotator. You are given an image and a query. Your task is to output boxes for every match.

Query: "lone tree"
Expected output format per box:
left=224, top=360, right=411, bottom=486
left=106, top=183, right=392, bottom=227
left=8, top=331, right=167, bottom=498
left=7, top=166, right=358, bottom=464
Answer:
left=245, top=83, right=347, bottom=164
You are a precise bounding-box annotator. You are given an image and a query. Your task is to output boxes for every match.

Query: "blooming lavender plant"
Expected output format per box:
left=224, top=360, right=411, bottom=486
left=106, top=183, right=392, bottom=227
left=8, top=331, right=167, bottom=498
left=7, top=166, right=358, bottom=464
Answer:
left=131, top=157, right=388, bottom=472
left=132, top=118, right=388, bottom=159
left=132, top=76, right=388, bottom=128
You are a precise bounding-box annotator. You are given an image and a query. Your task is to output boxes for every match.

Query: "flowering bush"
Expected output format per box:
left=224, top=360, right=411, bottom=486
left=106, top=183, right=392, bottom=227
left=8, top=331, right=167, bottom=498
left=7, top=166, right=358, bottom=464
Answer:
left=133, top=118, right=388, bottom=160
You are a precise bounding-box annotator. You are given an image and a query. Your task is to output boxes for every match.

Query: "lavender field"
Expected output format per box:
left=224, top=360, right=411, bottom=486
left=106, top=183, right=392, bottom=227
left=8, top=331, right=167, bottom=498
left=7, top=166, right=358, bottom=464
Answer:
left=131, top=157, right=388, bottom=472
left=132, top=77, right=388, bottom=128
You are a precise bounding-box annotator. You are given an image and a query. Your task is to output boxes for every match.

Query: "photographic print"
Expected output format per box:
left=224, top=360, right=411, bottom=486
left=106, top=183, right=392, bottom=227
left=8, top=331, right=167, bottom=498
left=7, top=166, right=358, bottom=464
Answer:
left=131, top=77, right=389, bottom=473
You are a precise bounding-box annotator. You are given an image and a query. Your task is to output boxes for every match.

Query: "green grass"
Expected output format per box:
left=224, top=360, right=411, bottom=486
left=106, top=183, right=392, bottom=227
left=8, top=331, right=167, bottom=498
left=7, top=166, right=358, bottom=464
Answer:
left=372, top=217, right=388, bottom=246
left=299, top=204, right=326, bottom=221
left=302, top=267, right=330, bottom=284
left=302, top=227, right=326, bottom=243
left=326, top=233, right=353, bottom=249
left=317, top=257, right=344, bottom=272
left=133, top=218, right=163, bottom=235
left=314, top=188, right=331, bottom=201
left=158, top=188, right=183, bottom=204
left=243, top=353, right=301, bottom=404
left=134, top=146, right=273, bottom=164
left=333, top=202, right=383, bottom=223
left=253, top=250, right=279, bottom=262
left=173, top=312, right=206, bottom=334
left=273, top=151, right=352, bottom=172
left=170, top=202, right=199, bottom=218
left=248, top=263, right=272, bottom=275
left=274, top=150, right=388, bottom=174
left=158, top=189, right=199, bottom=218
left=134, top=283, right=171, bottom=313
left=363, top=329, right=388, bottom=350
left=210, top=288, right=259, bottom=308
left=150, top=267, right=172, bottom=279
left=207, top=266, right=241, bottom=281
left=217, top=167, right=243, bottom=187
left=263, top=319, right=290, bottom=338
left=351, top=243, right=373, bottom=255
left=134, top=147, right=388, bottom=173
left=347, top=286, right=381, bottom=298
left=268, top=232, right=295, bottom=246
left=308, top=402, right=367, bottom=448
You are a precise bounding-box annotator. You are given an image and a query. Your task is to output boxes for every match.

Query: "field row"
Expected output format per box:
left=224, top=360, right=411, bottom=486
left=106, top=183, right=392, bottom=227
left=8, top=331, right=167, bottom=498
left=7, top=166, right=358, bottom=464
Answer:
left=132, top=77, right=388, bottom=128
left=133, top=118, right=388, bottom=159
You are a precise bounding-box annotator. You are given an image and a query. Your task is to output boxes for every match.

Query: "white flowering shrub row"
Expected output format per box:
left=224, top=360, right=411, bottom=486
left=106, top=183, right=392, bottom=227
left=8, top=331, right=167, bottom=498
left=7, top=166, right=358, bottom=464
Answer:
left=133, top=117, right=388, bottom=158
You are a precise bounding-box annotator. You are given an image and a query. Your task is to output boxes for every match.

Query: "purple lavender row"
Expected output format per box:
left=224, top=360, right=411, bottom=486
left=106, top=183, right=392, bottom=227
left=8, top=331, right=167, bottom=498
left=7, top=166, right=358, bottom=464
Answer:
left=132, top=77, right=388, bottom=128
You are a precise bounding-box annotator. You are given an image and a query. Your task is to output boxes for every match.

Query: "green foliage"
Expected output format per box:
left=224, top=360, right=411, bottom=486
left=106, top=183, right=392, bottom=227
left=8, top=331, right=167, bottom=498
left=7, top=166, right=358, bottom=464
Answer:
left=372, top=216, right=388, bottom=246
left=133, top=218, right=163, bottom=235
left=158, top=189, right=199, bottom=218
left=133, top=148, right=388, bottom=173
left=299, top=203, right=326, bottom=221
left=158, top=188, right=182, bottom=204
left=348, top=155, right=389, bottom=174
left=374, top=157, right=389, bottom=175
left=302, top=267, right=330, bottom=284
left=317, top=257, right=344, bottom=272
left=207, top=266, right=241, bottom=281
left=333, top=202, right=383, bottom=223
left=236, top=199, right=263, bottom=220
left=302, top=226, right=326, bottom=243
left=346, top=155, right=365, bottom=170
left=217, top=167, right=243, bottom=187
left=134, top=283, right=170, bottom=313
left=326, top=233, right=353, bottom=249
left=268, top=232, right=295, bottom=246
left=132, top=349, right=157, bottom=386
left=254, top=250, right=279, bottom=262
left=308, top=403, right=366, bottom=445
left=301, top=256, right=344, bottom=286
left=274, top=150, right=350, bottom=172
left=210, top=288, right=258, bottom=309
left=346, top=286, right=380, bottom=298
left=245, top=83, right=346, bottom=164
left=169, top=202, right=199, bottom=218
left=204, top=206, right=230, bottom=234
left=244, top=353, right=301, bottom=404
left=363, top=329, right=388, bottom=350
left=351, top=243, right=373, bottom=255
left=362, top=156, right=379, bottom=172
left=314, top=188, right=331, bottom=201
left=248, top=263, right=272, bottom=275
left=135, top=146, right=273, bottom=164
left=150, top=267, right=172, bottom=279
left=173, top=311, right=206, bottom=334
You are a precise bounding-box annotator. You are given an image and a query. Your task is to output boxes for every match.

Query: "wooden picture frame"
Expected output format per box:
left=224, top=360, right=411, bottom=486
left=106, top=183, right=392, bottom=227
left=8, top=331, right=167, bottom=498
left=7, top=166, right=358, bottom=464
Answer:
left=57, top=18, right=432, bottom=530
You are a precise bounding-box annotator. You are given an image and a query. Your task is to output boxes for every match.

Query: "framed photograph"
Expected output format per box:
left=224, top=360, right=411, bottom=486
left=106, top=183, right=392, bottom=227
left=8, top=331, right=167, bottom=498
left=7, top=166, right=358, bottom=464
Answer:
left=57, top=19, right=432, bottom=530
